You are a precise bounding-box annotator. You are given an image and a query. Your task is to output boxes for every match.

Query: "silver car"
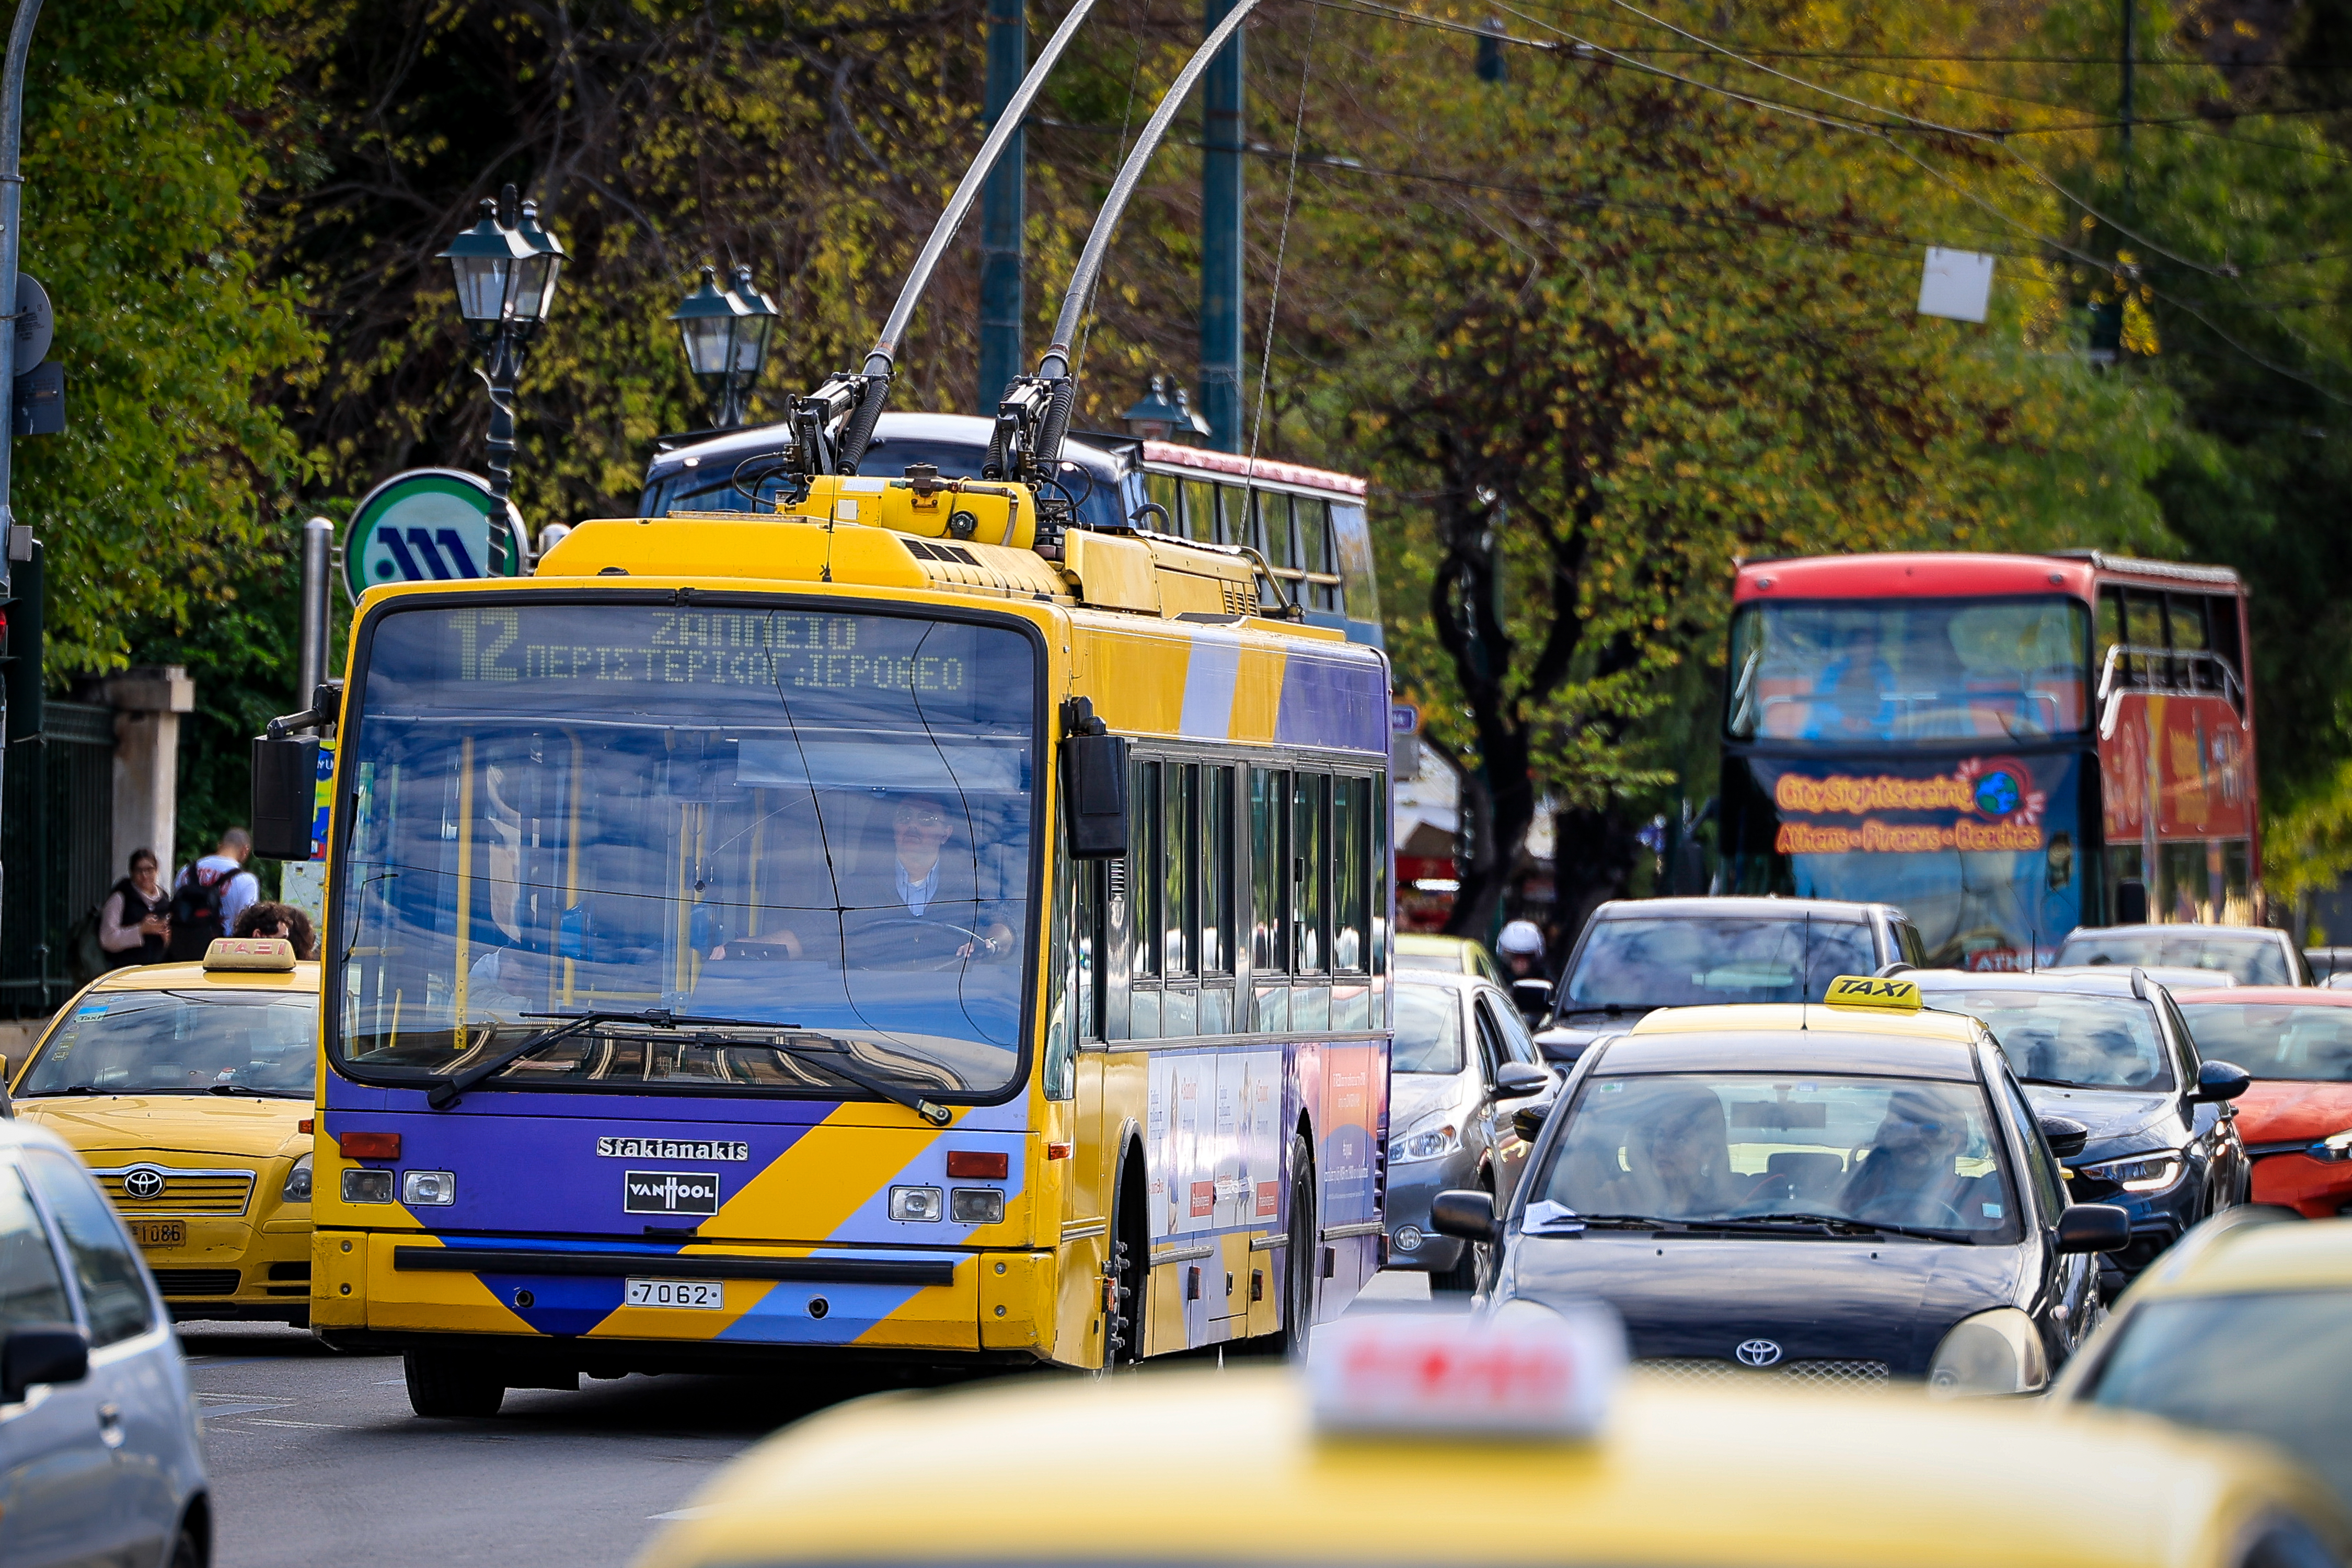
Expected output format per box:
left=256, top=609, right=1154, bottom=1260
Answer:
left=0, top=1117, right=209, bottom=1567
left=1383, top=971, right=1554, bottom=1290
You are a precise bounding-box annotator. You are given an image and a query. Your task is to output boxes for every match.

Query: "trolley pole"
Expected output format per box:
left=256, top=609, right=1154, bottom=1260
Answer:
left=1199, top=0, right=1245, bottom=453
left=977, top=0, right=1028, bottom=410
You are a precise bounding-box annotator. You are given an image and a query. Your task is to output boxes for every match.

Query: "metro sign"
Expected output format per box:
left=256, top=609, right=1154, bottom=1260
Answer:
left=343, top=469, right=526, bottom=602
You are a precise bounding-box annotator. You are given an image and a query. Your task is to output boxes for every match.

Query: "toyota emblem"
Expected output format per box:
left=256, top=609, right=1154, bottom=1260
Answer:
left=123, top=1167, right=167, bottom=1201
left=1735, top=1338, right=1783, bottom=1368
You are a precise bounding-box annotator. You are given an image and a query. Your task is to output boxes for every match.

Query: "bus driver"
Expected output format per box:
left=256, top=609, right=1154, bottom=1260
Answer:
left=709, top=791, right=1015, bottom=965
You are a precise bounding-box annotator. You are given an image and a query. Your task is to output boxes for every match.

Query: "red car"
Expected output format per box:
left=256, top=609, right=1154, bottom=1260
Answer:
left=2175, top=987, right=2352, bottom=1217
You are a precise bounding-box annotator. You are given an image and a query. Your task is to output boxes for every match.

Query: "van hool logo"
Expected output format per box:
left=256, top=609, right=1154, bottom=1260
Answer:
left=1774, top=756, right=2046, bottom=856
left=623, top=1170, right=721, bottom=1215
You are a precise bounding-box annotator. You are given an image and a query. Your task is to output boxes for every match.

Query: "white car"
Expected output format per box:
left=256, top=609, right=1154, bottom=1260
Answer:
left=0, top=1116, right=209, bottom=1567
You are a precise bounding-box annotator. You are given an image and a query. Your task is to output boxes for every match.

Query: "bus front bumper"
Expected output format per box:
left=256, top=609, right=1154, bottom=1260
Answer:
left=310, top=1229, right=1061, bottom=1361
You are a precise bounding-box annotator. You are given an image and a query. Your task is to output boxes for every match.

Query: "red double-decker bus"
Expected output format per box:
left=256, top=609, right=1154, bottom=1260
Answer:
left=1719, top=551, right=2257, bottom=970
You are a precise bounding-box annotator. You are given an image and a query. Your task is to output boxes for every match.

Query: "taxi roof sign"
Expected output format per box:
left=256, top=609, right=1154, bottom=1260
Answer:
left=1307, top=1301, right=1625, bottom=1439
left=1824, top=974, right=1922, bottom=1012
left=203, top=937, right=297, bottom=973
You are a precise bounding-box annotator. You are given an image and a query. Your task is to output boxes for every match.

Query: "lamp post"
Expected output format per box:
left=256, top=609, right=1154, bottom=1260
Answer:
left=436, top=183, right=564, bottom=570
left=670, top=263, right=776, bottom=429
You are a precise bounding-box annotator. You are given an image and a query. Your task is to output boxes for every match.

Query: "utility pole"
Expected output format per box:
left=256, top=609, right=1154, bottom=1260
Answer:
left=977, top=0, right=1027, bottom=409
left=1199, top=0, right=1245, bottom=453
left=0, top=0, right=44, bottom=970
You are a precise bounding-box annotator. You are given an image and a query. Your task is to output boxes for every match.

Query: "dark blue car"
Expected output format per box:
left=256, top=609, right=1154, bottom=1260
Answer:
left=1913, top=967, right=2252, bottom=1288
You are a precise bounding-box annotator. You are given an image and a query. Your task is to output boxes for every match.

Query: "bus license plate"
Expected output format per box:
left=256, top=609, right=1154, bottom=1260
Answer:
left=625, top=1277, right=724, bottom=1310
left=131, top=1221, right=185, bottom=1248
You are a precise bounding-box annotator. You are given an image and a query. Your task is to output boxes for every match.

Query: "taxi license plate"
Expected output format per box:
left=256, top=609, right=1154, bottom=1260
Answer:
left=131, top=1221, right=185, bottom=1248
left=625, top=1277, right=724, bottom=1309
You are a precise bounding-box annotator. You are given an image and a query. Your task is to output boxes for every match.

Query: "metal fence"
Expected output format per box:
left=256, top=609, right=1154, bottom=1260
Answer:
left=1, top=701, right=117, bottom=1016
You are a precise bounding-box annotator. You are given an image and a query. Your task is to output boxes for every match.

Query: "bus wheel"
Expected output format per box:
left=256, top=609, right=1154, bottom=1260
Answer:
left=1102, top=1221, right=1145, bottom=1372
left=1283, top=1132, right=1318, bottom=1358
left=403, top=1348, right=505, bottom=1417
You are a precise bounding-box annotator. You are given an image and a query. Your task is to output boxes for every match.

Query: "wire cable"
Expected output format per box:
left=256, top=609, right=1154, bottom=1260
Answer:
left=1248, top=4, right=1321, bottom=470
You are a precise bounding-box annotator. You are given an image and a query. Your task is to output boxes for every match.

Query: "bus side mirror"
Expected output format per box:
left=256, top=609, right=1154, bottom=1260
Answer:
left=1062, top=732, right=1130, bottom=861
left=250, top=736, right=320, bottom=862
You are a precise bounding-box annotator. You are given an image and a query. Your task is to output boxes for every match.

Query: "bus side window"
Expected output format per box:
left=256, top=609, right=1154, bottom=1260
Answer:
left=1134, top=758, right=1163, bottom=982
left=1331, top=503, right=1377, bottom=626
left=2125, top=590, right=2166, bottom=686
left=1146, top=471, right=1181, bottom=537
left=2206, top=593, right=2246, bottom=709
left=1296, top=498, right=1336, bottom=612
left=1203, top=765, right=1233, bottom=975
left=2097, top=587, right=2126, bottom=686
left=1293, top=771, right=1329, bottom=973
left=1265, top=492, right=1298, bottom=571
left=2167, top=593, right=2209, bottom=691
left=1333, top=775, right=1369, bottom=972
left=1165, top=762, right=1196, bottom=977
left=1221, top=483, right=1253, bottom=552
left=1251, top=771, right=1289, bottom=1030
left=1182, top=478, right=1218, bottom=544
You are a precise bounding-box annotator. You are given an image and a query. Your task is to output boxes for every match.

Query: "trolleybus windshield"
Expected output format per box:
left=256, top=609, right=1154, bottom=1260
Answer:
left=1728, top=596, right=2090, bottom=743
left=332, top=601, right=1039, bottom=1102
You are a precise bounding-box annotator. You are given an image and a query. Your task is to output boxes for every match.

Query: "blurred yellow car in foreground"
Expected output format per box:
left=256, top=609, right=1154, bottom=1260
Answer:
left=2057, top=1209, right=2352, bottom=1512
left=9, top=938, right=317, bottom=1323
left=637, top=1307, right=2350, bottom=1568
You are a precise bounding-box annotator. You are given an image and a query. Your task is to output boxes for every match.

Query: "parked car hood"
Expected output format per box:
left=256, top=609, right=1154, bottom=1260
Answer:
left=1498, top=1230, right=2029, bottom=1376
left=2233, top=1080, right=2352, bottom=1147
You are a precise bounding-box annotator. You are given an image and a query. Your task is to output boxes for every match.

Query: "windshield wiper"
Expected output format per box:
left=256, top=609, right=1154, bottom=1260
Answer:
left=1531, top=1210, right=1677, bottom=1231
left=425, top=1010, right=954, bottom=1126
left=1709, top=1212, right=1973, bottom=1244
left=426, top=1010, right=750, bottom=1109
left=205, top=1083, right=305, bottom=1099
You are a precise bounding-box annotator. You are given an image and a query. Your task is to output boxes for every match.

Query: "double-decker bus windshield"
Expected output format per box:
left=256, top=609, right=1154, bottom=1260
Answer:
left=1728, top=596, right=2090, bottom=743
left=335, top=601, right=1038, bottom=1101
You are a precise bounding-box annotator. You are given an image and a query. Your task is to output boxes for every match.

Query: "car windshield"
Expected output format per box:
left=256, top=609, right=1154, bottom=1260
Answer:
left=1538, top=1071, right=2020, bottom=1239
left=18, top=990, right=317, bottom=1098
left=2054, top=931, right=2289, bottom=986
left=2085, top=1289, right=2352, bottom=1509
left=1561, top=916, right=1874, bottom=1009
left=1392, top=985, right=1463, bottom=1074
left=1923, top=989, right=2173, bottom=1090
left=2175, top=1004, right=2352, bottom=1081
left=1726, top=595, right=2090, bottom=742
left=335, top=601, right=1037, bottom=1100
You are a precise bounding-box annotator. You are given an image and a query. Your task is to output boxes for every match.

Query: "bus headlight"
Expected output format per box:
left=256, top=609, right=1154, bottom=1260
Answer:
left=2078, top=1152, right=2183, bottom=1192
left=890, top=1185, right=944, bottom=1222
left=282, top=1152, right=313, bottom=1204
left=1927, top=1308, right=2048, bottom=1398
left=342, top=1168, right=394, bottom=1204
left=402, top=1170, right=458, bottom=1207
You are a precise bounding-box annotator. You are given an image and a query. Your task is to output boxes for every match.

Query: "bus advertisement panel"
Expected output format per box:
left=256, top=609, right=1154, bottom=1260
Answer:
left=1721, top=552, right=2257, bottom=971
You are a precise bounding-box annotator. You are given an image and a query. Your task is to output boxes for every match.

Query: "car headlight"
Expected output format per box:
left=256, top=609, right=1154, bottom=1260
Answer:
left=282, top=1152, right=312, bottom=1204
left=1389, top=1119, right=1461, bottom=1164
left=1927, top=1307, right=2049, bottom=1398
left=2308, top=1128, right=2352, bottom=1163
left=2077, top=1151, right=2183, bottom=1192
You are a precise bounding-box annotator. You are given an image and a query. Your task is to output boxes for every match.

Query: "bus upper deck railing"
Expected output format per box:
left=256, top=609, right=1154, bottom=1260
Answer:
left=2096, top=643, right=2245, bottom=737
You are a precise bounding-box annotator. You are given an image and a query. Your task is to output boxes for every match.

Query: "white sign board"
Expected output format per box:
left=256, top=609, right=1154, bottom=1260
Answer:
left=1918, top=247, right=1995, bottom=324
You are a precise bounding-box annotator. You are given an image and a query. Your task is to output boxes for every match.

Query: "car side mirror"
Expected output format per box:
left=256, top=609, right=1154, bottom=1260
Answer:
left=1, top=1325, right=88, bottom=1403
left=1494, top=1062, right=1548, bottom=1100
left=1428, top=1189, right=1497, bottom=1244
left=2195, top=1060, right=2252, bottom=1104
left=1511, top=1103, right=1551, bottom=1143
left=2038, top=1114, right=2091, bottom=1159
left=2054, top=1203, right=2131, bottom=1254
left=1510, top=978, right=1553, bottom=1021
left=250, top=735, right=320, bottom=861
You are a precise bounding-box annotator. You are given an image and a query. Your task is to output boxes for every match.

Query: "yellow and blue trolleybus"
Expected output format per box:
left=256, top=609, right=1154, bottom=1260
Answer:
left=289, top=482, right=1390, bottom=1413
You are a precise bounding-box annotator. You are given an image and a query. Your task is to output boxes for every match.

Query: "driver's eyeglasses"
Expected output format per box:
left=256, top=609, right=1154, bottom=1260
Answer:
left=896, top=810, right=949, bottom=828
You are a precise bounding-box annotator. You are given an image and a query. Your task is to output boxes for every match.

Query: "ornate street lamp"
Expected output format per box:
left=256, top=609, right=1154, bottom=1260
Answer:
left=436, top=182, right=567, bottom=567
left=1123, top=374, right=1212, bottom=445
left=671, top=262, right=776, bottom=429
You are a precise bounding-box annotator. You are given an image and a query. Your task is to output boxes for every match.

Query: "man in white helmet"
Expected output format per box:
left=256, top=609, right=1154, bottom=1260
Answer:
left=1497, top=918, right=1551, bottom=1025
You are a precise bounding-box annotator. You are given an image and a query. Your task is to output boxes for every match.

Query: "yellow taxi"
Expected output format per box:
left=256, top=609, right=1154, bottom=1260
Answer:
left=2056, top=1210, right=2352, bottom=1510
left=635, top=1306, right=2351, bottom=1568
left=8, top=937, right=317, bottom=1323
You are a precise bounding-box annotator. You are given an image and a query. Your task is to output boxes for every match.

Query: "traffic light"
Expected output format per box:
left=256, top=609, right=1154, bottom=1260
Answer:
left=3, top=539, right=43, bottom=744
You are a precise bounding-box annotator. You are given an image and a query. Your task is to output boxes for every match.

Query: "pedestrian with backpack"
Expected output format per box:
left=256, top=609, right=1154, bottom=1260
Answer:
left=169, top=828, right=261, bottom=962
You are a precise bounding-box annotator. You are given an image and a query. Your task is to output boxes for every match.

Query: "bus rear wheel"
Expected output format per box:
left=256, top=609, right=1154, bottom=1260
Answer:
left=1283, top=1132, right=1318, bottom=1357
left=403, top=1348, right=505, bottom=1417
